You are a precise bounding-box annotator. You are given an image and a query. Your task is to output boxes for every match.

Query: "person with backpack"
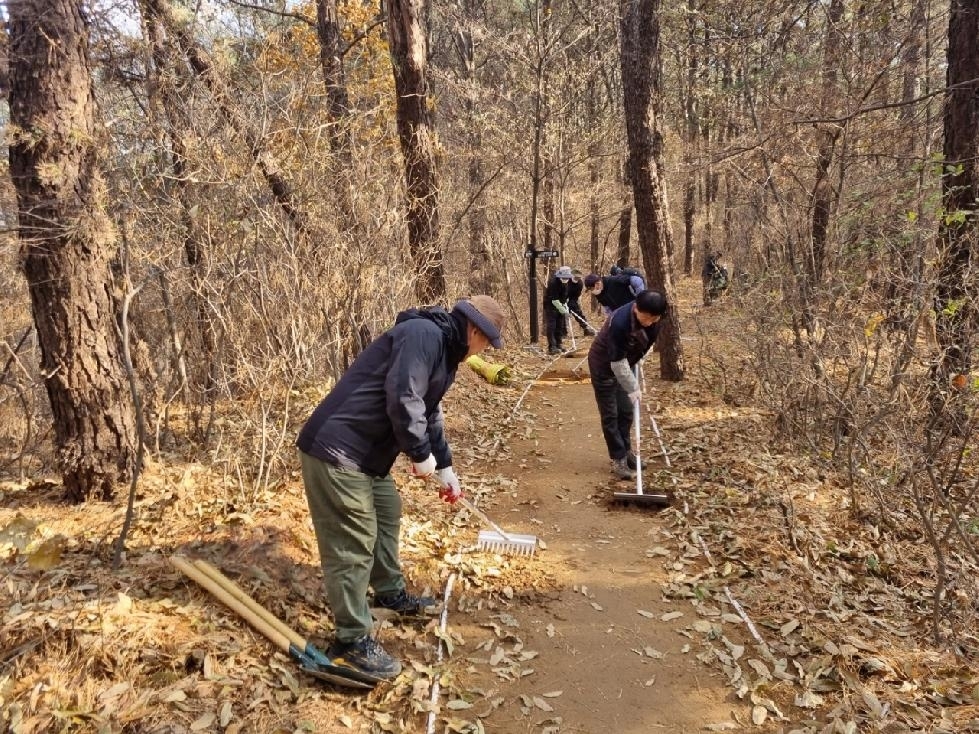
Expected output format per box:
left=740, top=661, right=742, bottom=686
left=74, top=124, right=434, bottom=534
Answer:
left=702, top=251, right=729, bottom=305
left=296, top=296, right=505, bottom=681
left=587, top=290, right=668, bottom=479
left=584, top=270, right=646, bottom=317
left=543, top=265, right=573, bottom=354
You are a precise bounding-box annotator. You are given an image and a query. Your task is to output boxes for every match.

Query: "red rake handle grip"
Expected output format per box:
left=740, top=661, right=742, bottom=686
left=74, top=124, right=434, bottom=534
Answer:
left=418, top=470, right=517, bottom=542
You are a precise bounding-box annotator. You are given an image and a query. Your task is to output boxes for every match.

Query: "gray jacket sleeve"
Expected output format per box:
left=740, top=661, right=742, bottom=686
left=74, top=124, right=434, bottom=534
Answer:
left=610, top=359, right=640, bottom=393
left=426, top=404, right=453, bottom=469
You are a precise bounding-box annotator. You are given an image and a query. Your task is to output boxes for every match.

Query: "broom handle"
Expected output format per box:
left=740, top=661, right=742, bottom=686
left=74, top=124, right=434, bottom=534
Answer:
left=193, top=559, right=306, bottom=650
left=633, top=366, right=643, bottom=496
left=457, top=495, right=517, bottom=542
left=171, top=555, right=292, bottom=653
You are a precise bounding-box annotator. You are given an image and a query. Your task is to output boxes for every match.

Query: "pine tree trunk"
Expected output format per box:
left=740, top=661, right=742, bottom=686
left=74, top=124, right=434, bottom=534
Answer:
left=316, top=0, right=358, bottom=231
left=9, top=0, right=136, bottom=500
left=808, top=0, right=845, bottom=285
left=933, top=0, right=979, bottom=394
left=387, top=0, right=446, bottom=303
left=620, top=0, right=684, bottom=381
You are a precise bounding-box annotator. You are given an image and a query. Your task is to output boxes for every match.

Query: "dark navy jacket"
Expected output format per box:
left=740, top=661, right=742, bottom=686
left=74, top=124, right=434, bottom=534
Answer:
left=587, top=302, right=660, bottom=380
left=567, top=278, right=583, bottom=305
left=543, top=275, right=571, bottom=312
left=296, top=308, right=468, bottom=477
left=595, top=274, right=644, bottom=314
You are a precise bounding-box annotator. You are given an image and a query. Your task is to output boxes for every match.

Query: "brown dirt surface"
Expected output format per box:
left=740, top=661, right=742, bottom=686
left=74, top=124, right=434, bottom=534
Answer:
left=446, top=372, right=739, bottom=733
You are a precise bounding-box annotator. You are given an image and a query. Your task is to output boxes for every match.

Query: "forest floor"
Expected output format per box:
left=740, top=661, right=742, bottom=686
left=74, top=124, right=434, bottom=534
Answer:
left=2, top=277, right=978, bottom=734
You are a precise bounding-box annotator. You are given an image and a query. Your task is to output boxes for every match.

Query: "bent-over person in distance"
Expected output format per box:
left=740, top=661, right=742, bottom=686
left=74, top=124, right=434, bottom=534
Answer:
left=583, top=270, right=646, bottom=318
left=587, top=290, right=667, bottom=479
left=543, top=265, right=573, bottom=354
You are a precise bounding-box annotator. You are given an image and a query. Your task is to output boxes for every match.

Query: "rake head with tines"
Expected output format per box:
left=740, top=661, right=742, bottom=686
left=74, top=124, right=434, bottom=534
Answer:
left=459, top=497, right=538, bottom=557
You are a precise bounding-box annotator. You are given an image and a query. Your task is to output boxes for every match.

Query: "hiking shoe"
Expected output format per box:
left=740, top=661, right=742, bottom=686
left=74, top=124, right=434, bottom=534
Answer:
left=373, top=589, right=438, bottom=617
left=548, top=346, right=562, bottom=355
left=328, top=635, right=401, bottom=679
left=625, top=453, right=638, bottom=471
left=611, top=457, right=636, bottom=480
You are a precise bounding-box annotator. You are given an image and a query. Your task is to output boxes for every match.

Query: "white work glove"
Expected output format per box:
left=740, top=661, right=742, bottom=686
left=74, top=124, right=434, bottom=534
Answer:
left=627, top=390, right=642, bottom=404
left=556, top=302, right=570, bottom=315
left=411, top=455, right=437, bottom=478
left=436, top=467, right=463, bottom=504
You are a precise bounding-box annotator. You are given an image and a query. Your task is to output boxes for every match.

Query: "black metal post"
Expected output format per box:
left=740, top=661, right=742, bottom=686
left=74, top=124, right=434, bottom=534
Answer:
left=527, top=245, right=539, bottom=343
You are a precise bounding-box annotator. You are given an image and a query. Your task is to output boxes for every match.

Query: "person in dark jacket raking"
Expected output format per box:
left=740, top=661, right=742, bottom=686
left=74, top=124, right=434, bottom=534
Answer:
left=296, top=295, right=505, bottom=680
left=587, top=289, right=667, bottom=479
left=543, top=265, right=573, bottom=354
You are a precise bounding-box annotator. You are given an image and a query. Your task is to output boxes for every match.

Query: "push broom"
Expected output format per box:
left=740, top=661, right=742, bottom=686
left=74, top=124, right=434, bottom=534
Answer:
left=613, top=368, right=671, bottom=509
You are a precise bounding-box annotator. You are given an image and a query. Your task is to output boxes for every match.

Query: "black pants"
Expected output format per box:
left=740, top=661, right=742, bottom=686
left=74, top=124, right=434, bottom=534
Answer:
left=591, top=374, right=634, bottom=461
left=544, top=309, right=567, bottom=350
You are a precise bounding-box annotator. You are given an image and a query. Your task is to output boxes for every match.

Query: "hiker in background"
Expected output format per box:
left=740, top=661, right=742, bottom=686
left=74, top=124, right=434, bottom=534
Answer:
left=296, top=296, right=505, bottom=680
left=543, top=265, right=573, bottom=354
left=584, top=270, right=646, bottom=317
left=587, top=290, right=668, bottom=479
left=568, top=269, right=596, bottom=336
left=702, top=251, right=729, bottom=305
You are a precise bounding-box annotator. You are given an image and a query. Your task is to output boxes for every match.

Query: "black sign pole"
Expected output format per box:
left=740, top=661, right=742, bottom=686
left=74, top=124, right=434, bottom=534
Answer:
left=527, top=245, right=539, bottom=343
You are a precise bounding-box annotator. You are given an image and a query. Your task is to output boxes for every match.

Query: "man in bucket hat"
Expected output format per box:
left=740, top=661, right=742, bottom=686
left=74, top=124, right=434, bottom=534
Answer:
left=543, top=265, right=573, bottom=354
left=296, top=295, right=505, bottom=681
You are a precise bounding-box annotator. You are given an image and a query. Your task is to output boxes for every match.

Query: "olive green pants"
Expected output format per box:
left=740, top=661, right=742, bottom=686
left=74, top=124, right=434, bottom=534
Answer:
left=299, top=451, right=405, bottom=643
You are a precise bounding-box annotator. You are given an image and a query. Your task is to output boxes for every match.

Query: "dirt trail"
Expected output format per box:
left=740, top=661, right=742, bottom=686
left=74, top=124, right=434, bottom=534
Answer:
left=450, top=322, right=741, bottom=732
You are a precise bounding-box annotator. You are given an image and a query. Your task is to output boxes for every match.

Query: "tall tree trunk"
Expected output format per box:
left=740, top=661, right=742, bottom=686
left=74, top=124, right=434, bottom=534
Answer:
left=616, top=201, right=632, bottom=268
left=589, top=143, right=600, bottom=275
left=807, top=0, right=845, bottom=285
left=316, top=0, right=371, bottom=365
left=387, top=0, right=446, bottom=303
left=453, top=11, right=492, bottom=295
left=141, top=0, right=218, bottom=397
left=9, top=0, right=137, bottom=500
left=620, top=0, right=684, bottom=381
left=682, top=0, right=698, bottom=277
left=901, top=0, right=926, bottom=122
left=316, top=0, right=358, bottom=231
left=616, top=158, right=632, bottom=267
left=933, top=0, right=979, bottom=398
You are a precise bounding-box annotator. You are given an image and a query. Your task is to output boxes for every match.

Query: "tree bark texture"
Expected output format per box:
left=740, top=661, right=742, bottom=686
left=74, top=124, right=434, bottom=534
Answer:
left=620, top=0, right=684, bottom=381
left=934, top=0, right=979, bottom=381
left=617, top=200, right=632, bottom=267
left=682, top=0, right=698, bottom=277
left=807, top=0, right=845, bottom=286
left=142, top=0, right=219, bottom=394
left=316, top=0, right=358, bottom=231
left=588, top=144, right=600, bottom=275
left=9, top=0, right=136, bottom=500
left=452, top=13, right=493, bottom=295
left=387, top=0, right=446, bottom=304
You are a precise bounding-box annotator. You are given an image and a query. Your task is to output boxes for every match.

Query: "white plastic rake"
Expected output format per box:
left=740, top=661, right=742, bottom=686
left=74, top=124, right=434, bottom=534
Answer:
left=457, top=496, right=538, bottom=556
